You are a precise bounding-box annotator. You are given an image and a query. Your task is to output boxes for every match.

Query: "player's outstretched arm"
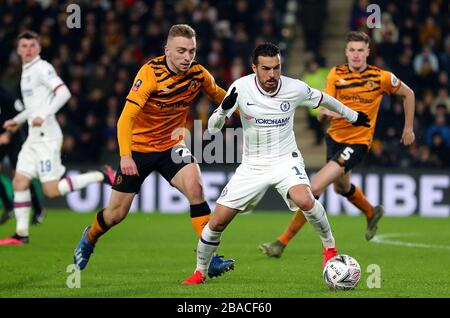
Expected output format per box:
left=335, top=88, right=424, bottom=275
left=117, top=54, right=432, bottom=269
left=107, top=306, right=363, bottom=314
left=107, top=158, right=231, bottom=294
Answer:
left=395, top=82, right=415, bottom=145
left=208, top=87, right=238, bottom=134
left=319, top=93, right=370, bottom=127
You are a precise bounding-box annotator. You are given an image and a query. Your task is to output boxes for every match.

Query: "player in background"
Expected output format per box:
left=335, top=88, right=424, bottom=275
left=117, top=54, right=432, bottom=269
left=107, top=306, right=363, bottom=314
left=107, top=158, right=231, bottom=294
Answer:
left=0, top=86, right=44, bottom=226
left=0, top=31, right=114, bottom=245
left=259, top=31, right=415, bottom=258
left=182, top=42, right=371, bottom=284
left=73, top=24, right=235, bottom=278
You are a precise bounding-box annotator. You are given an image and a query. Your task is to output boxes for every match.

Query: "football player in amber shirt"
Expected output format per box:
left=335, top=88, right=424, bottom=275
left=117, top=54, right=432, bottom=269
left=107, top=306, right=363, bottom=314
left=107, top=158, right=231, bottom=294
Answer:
left=260, top=31, right=415, bottom=258
left=73, top=24, right=235, bottom=277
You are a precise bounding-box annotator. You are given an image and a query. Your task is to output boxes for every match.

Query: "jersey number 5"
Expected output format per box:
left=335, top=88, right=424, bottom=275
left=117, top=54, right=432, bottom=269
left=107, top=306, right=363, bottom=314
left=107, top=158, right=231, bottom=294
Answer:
left=340, top=147, right=354, bottom=161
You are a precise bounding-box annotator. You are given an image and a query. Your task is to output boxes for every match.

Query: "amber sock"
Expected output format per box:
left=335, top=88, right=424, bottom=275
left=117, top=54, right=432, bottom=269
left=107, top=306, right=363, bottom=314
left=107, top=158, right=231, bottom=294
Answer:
left=190, top=202, right=211, bottom=237
left=343, top=184, right=373, bottom=219
left=87, top=209, right=109, bottom=244
left=278, top=209, right=308, bottom=246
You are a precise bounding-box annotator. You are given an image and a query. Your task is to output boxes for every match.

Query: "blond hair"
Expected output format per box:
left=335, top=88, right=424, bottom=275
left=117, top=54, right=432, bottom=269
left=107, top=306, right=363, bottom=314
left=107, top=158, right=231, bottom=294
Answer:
left=167, top=24, right=196, bottom=40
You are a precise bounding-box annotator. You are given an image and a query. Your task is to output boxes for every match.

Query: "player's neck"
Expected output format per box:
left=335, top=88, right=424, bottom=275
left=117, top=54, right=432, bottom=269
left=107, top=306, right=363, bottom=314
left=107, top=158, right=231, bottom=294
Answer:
left=254, top=76, right=281, bottom=96
left=22, top=55, right=40, bottom=68
left=348, top=63, right=367, bottom=73
left=165, top=56, right=183, bottom=75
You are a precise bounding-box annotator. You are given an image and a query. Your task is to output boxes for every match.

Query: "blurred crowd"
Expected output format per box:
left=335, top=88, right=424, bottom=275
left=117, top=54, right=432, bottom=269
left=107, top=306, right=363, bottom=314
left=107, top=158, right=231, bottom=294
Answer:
left=351, top=0, right=450, bottom=168
left=0, top=0, right=449, bottom=168
left=0, top=0, right=289, bottom=164
left=302, top=0, right=450, bottom=168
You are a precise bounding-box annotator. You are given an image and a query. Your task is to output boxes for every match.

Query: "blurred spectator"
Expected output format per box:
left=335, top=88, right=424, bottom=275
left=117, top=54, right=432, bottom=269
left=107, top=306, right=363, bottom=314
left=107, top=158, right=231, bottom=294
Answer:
left=419, top=17, right=441, bottom=49
left=413, top=46, right=439, bottom=75
left=426, top=113, right=450, bottom=148
left=372, top=13, right=399, bottom=64
left=224, top=57, right=249, bottom=87
left=350, top=0, right=370, bottom=31
left=429, top=132, right=450, bottom=167
left=300, top=0, right=327, bottom=52
left=302, top=57, right=328, bottom=145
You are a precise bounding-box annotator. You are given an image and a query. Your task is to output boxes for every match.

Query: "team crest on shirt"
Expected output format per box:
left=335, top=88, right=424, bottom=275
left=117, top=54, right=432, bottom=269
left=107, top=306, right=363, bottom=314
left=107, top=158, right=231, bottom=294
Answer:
left=188, top=79, right=199, bottom=92
left=132, top=79, right=142, bottom=92
left=391, top=73, right=399, bottom=86
left=366, top=80, right=374, bottom=88
left=280, top=102, right=290, bottom=112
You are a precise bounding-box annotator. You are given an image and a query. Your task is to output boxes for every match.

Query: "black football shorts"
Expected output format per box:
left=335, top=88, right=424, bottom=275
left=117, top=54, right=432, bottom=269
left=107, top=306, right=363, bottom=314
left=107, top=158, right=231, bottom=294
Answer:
left=325, top=134, right=368, bottom=173
left=112, top=145, right=196, bottom=194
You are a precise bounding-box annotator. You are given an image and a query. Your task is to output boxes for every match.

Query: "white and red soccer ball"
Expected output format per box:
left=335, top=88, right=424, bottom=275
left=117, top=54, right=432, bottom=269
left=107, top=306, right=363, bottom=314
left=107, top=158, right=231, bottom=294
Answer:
left=323, top=254, right=361, bottom=290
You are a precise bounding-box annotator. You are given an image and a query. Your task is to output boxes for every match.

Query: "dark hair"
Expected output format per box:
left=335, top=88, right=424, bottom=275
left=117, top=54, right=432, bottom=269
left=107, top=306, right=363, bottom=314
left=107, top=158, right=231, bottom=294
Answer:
left=346, top=31, right=369, bottom=44
left=252, top=43, right=280, bottom=65
left=17, top=30, right=40, bottom=42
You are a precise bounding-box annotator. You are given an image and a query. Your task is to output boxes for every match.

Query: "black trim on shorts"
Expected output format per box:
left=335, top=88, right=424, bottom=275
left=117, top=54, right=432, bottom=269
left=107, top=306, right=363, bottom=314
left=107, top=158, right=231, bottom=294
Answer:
left=325, top=134, right=368, bottom=173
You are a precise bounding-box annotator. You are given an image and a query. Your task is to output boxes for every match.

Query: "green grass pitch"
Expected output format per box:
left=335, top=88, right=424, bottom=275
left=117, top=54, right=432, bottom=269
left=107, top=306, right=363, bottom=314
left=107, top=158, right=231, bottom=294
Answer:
left=0, top=209, right=449, bottom=298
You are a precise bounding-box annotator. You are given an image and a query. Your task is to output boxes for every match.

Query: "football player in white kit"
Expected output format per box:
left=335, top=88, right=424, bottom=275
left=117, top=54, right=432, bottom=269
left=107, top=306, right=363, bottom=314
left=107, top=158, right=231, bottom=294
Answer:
left=0, top=31, right=115, bottom=245
left=183, top=43, right=370, bottom=284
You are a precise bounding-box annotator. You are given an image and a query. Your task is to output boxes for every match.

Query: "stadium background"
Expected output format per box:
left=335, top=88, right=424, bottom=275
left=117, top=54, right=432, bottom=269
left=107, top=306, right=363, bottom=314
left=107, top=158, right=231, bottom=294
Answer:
left=0, top=0, right=448, bottom=216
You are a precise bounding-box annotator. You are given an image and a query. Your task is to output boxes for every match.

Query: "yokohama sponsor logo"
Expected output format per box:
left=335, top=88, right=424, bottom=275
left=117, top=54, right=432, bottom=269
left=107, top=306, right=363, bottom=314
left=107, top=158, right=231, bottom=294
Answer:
left=254, top=117, right=290, bottom=126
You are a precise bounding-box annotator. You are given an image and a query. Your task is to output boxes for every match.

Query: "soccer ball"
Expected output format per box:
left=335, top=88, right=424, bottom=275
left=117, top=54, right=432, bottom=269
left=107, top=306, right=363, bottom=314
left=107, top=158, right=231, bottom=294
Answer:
left=323, top=255, right=361, bottom=290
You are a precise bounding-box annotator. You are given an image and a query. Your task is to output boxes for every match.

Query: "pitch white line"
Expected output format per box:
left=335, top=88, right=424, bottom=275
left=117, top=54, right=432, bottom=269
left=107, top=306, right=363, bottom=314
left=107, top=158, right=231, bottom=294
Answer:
left=371, top=233, right=450, bottom=250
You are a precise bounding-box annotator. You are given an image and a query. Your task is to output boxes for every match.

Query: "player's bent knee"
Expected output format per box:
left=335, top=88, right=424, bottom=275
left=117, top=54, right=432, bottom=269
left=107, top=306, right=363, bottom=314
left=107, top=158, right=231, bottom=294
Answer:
left=12, top=176, right=31, bottom=191
left=42, top=181, right=62, bottom=198
left=43, top=189, right=60, bottom=198
left=184, top=181, right=204, bottom=202
left=333, top=184, right=347, bottom=195
left=298, top=197, right=315, bottom=212
left=207, top=219, right=226, bottom=232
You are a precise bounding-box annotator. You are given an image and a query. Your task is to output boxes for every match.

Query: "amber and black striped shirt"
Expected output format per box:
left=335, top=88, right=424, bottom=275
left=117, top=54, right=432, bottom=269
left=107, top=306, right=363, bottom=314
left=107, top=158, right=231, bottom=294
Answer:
left=324, top=64, right=401, bottom=146
left=121, top=55, right=226, bottom=154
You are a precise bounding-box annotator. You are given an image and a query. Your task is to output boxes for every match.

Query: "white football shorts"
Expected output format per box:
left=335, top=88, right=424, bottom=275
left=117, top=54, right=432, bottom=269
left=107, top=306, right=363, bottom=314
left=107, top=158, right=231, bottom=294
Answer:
left=16, top=139, right=66, bottom=182
left=216, top=156, right=311, bottom=212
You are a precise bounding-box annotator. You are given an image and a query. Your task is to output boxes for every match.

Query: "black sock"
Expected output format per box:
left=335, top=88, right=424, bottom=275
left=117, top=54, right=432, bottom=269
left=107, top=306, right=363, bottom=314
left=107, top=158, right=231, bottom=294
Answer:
left=30, top=182, right=43, bottom=215
left=0, top=180, right=13, bottom=211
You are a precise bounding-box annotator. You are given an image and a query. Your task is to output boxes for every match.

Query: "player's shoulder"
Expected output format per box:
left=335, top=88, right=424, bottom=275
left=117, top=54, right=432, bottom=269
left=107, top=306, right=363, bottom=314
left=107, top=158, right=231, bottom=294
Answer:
left=230, top=74, right=254, bottom=90
left=281, top=74, right=301, bottom=84
left=35, top=58, right=55, bottom=72
left=333, top=64, right=350, bottom=75
left=188, top=60, right=205, bottom=72
left=139, top=55, right=165, bottom=74
left=365, top=64, right=384, bottom=73
left=145, top=55, right=165, bottom=67
left=33, top=58, right=58, bottom=78
left=281, top=75, right=308, bottom=90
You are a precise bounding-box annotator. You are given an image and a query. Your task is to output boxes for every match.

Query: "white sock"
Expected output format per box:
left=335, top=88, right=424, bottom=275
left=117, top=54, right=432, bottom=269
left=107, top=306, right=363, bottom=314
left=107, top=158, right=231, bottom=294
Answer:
left=14, top=190, right=31, bottom=237
left=303, top=200, right=335, bottom=249
left=57, top=172, right=103, bottom=195
left=196, top=224, right=222, bottom=277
